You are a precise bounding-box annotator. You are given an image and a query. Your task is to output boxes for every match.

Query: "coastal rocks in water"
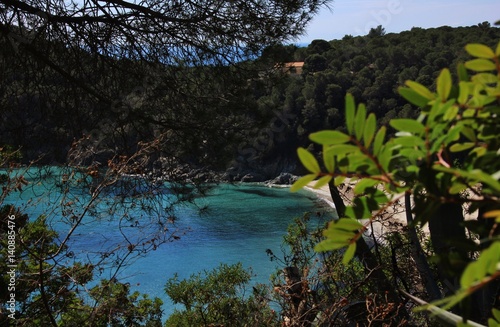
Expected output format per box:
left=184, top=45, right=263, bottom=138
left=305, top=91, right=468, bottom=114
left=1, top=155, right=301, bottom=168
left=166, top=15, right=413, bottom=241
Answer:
left=267, top=173, right=299, bottom=185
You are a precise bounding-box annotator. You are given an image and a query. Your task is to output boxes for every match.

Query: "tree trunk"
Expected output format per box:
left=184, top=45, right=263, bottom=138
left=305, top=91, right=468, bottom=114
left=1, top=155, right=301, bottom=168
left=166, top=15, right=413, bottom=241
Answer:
left=404, top=192, right=442, bottom=301
left=328, top=182, right=407, bottom=321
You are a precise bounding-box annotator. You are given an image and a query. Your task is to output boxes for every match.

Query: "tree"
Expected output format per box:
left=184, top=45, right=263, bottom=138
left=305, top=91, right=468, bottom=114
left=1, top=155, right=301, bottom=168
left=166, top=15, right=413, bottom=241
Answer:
left=368, top=25, right=386, bottom=38
left=164, top=263, right=277, bottom=326
left=292, top=41, right=500, bottom=324
left=0, top=0, right=332, bottom=167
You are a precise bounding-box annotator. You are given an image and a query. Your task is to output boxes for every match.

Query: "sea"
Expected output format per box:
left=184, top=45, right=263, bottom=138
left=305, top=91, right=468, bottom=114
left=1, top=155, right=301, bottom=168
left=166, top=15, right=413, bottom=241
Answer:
left=2, top=166, right=334, bottom=319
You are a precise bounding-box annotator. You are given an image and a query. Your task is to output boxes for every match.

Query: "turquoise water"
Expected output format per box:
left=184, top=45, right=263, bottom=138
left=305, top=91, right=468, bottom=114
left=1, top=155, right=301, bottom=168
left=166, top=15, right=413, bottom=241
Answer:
left=3, top=167, right=332, bottom=319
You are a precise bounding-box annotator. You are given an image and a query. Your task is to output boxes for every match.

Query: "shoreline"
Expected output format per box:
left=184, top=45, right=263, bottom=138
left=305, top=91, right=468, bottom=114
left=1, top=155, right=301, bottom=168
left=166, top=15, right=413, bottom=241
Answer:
left=303, top=182, right=336, bottom=209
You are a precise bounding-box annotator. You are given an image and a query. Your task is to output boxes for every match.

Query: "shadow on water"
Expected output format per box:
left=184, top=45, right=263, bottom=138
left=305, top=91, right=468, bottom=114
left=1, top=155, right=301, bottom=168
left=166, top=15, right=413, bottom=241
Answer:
left=233, top=187, right=283, bottom=198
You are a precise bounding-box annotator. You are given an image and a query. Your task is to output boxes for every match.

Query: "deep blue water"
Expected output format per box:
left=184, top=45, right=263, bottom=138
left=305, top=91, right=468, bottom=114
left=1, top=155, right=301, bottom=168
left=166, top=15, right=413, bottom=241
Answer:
left=3, top=167, right=332, bottom=319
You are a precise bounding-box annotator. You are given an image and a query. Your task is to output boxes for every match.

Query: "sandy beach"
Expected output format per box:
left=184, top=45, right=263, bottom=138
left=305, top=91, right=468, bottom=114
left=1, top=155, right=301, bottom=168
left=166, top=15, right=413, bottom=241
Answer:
left=303, top=180, right=418, bottom=240
left=303, top=182, right=336, bottom=209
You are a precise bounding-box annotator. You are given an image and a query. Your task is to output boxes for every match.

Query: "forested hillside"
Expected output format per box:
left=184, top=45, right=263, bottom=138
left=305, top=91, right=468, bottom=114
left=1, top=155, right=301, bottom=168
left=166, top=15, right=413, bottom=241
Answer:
left=1, top=23, right=500, bottom=180
left=231, top=23, right=500, bottom=180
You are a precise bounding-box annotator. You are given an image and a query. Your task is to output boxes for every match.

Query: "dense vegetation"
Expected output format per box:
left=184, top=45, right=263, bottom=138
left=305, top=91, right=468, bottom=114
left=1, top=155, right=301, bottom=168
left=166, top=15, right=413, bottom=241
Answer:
left=232, top=23, right=500, bottom=180
left=1, top=4, right=500, bottom=324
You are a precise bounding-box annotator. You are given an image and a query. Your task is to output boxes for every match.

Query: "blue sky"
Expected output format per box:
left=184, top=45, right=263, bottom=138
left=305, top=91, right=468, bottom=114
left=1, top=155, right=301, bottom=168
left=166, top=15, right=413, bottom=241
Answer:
left=297, top=0, right=500, bottom=44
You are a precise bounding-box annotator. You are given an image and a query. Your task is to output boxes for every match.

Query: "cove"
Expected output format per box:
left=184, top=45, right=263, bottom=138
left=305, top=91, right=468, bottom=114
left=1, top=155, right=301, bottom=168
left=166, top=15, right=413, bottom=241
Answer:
left=3, top=167, right=333, bottom=319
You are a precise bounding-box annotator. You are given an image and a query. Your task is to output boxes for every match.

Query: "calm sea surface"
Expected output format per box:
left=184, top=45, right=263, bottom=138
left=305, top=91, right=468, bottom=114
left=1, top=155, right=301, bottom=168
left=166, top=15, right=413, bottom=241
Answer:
left=3, top=167, right=332, bottom=319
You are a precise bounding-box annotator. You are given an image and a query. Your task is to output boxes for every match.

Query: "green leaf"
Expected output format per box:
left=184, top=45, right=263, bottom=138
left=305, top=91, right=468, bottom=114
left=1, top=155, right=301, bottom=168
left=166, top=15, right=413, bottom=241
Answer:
left=315, top=239, right=348, bottom=252
left=324, top=144, right=359, bottom=157
left=458, top=81, right=471, bottom=105
left=297, top=147, right=320, bottom=174
left=290, top=174, right=317, bottom=192
left=314, top=175, right=332, bottom=189
left=322, top=228, right=357, bottom=240
left=398, top=87, right=431, bottom=108
left=372, top=126, right=386, bottom=156
left=457, top=63, right=470, bottom=82
left=461, top=126, right=477, bottom=142
left=465, top=43, right=496, bottom=59
left=437, top=68, right=452, bottom=102
left=449, top=183, right=467, bottom=194
left=310, top=130, right=351, bottom=145
left=334, top=218, right=364, bottom=231
left=493, top=308, right=500, bottom=322
left=406, top=80, right=435, bottom=100
left=354, top=103, right=366, bottom=140
left=345, top=94, right=356, bottom=135
left=345, top=197, right=377, bottom=219
left=472, top=73, right=498, bottom=85
left=334, top=176, right=346, bottom=185
left=390, top=119, right=425, bottom=135
left=342, top=243, right=357, bottom=265
left=443, top=105, right=459, bottom=121
left=496, top=41, right=500, bottom=56
left=465, top=59, right=496, bottom=72
left=323, top=145, right=335, bottom=173
left=450, top=142, right=475, bottom=152
left=353, top=178, right=378, bottom=195
left=363, top=113, right=376, bottom=148
left=460, top=260, right=479, bottom=288
left=393, top=135, right=425, bottom=148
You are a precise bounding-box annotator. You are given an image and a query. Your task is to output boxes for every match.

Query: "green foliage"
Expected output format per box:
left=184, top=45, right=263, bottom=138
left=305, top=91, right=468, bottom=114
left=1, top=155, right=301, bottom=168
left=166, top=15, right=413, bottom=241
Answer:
left=292, top=40, right=500, bottom=323
left=0, top=205, right=164, bottom=326
left=164, top=263, right=277, bottom=326
left=489, top=309, right=500, bottom=327
left=269, top=214, right=362, bottom=324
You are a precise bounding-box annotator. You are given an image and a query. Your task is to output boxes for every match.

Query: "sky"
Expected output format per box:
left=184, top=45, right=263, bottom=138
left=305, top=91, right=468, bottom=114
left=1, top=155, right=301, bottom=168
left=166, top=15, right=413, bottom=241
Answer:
left=297, top=0, right=500, bottom=44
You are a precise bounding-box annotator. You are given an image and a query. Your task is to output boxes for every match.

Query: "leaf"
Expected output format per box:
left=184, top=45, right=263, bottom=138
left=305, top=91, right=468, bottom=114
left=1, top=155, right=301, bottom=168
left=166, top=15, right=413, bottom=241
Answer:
left=323, top=228, right=357, bottom=240
left=310, top=130, right=351, bottom=145
left=334, top=176, right=346, bottom=185
left=390, top=119, right=425, bottom=135
left=342, top=243, right=357, bottom=265
left=363, top=113, right=376, bottom=148
left=315, top=239, right=348, bottom=252
left=437, top=68, right=452, bottom=102
left=314, top=175, right=332, bottom=189
left=449, top=142, right=475, bottom=152
left=324, top=144, right=359, bottom=157
left=297, top=147, right=320, bottom=174
left=458, top=81, right=471, bottom=105
left=449, top=183, right=467, bottom=195
left=345, top=94, right=356, bottom=135
left=334, top=218, right=364, bottom=231
left=290, top=174, right=317, bottom=192
left=323, top=145, right=335, bottom=173
left=460, top=260, right=479, bottom=288
left=483, top=210, right=500, bottom=219
left=393, top=135, right=425, bottom=148
left=372, top=126, right=386, bottom=156
left=398, top=87, right=430, bottom=108
left=353, top=178, right=378, bottom=195
left=345, top=197, right=377, bottom=219
left=354, top=103, right=366, bottom=140
left=496, top=41, right=500, bottom=56
left=465, top=43, right=496, bottom=59
left=493, top=308, right=500, bottom=322
left=405, top=80, right=435, bottom=100
left=465, top=59, right=496, bottom=72
left=472, top=73, right=498, bottom=85
left=457, top=63, right=469, bottom=82
left=460, top=126, right=477, bottom=142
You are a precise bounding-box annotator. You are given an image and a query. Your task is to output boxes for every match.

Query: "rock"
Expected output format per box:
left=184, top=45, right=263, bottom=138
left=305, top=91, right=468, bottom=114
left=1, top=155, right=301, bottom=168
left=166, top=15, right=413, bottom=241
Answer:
left=267, top=172, right=298, bottom=185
